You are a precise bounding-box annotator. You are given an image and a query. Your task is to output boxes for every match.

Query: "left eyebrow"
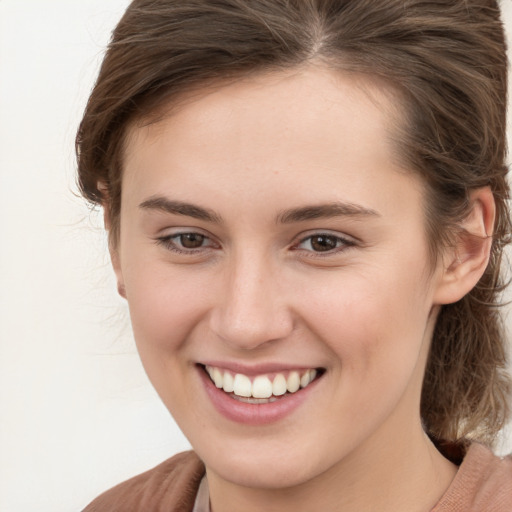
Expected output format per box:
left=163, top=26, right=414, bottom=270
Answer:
left=277, top=202, right=380, bottom=224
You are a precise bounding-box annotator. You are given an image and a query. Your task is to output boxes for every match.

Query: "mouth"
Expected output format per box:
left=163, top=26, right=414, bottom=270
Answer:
left=201, top=364, right=325, bottom=404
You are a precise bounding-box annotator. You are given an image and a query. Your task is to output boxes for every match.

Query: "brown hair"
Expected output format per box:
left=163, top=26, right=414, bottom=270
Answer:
left=76, top=0, right=511, bottom=447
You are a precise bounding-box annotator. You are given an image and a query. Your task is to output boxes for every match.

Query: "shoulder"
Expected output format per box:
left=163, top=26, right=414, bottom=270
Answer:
left=433, top=443, right=512, bottom=512
left=82, top=451, right=205, bottom=512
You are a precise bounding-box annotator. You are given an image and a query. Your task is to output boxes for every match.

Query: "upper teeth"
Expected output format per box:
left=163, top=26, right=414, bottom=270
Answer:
left=205, top=366, right=318, bottom=399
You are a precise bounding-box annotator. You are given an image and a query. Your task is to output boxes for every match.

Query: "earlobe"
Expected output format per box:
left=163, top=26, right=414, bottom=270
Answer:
left=98, top=180, right=127, bottom=299
left=110, top=247, right=127, bottom=299
left=433, top=187, right=495, bottom=305
left=97, top=181, right=112, bottom=230
left=110, top=245, right=127, bottom=300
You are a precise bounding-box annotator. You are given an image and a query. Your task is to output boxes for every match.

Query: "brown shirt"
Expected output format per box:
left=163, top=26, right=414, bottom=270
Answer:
left=432, top=443, right=512, bottom=511
left=82, top=443, right=512, bottom=511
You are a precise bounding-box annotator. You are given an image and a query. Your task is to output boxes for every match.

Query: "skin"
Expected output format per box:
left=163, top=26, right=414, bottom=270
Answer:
left=108, top=65, right=493, bottom=512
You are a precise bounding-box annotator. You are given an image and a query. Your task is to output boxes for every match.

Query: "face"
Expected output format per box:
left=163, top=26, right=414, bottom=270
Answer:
left=114, top=66, right=446, bottom=489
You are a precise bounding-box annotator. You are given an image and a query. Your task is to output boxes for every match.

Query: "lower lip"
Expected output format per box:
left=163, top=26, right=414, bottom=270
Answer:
left=198, top=367, right=321, bottom=425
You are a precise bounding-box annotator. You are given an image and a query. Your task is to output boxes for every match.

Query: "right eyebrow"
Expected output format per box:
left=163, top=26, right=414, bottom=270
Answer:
left=139, top=196, right=223, bottom=224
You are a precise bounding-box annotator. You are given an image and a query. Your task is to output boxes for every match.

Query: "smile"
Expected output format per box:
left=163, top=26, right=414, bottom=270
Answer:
left=204, top=365, right=321, bottom=403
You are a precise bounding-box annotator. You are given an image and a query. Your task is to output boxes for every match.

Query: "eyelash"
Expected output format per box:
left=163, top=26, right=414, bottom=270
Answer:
left=292, top=232, right=356, bottom=256
left=156, top=232, right=217, bottom=254
left=155, top=231, right=356, bottom=257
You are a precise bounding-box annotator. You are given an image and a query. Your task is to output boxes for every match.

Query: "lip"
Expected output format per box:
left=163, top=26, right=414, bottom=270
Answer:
left=199, top=360, right=316, bottom=376
left=197, top=364, right=323, bottom=425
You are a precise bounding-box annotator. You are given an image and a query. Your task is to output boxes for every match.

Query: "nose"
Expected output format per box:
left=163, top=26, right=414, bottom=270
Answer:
left=209, top=252, right=294, bottom=351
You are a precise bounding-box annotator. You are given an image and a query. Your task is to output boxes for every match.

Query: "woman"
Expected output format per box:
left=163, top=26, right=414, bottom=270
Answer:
left=78, top=1, right=512, bottom=510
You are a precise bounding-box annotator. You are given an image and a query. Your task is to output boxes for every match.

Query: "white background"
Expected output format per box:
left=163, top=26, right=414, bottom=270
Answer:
left=0, top=1, right=511, bottom=511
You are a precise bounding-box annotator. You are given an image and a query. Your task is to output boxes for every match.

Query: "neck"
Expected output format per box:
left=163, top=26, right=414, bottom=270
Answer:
left=207, top=420, right=457, bottom=512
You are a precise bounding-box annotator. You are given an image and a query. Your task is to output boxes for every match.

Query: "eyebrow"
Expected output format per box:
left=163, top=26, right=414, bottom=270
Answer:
left=277, top=202, right=380, bottom=223
left=139, top=196, right=379, bottom=224
left=139, top=196, right=222, bottom=223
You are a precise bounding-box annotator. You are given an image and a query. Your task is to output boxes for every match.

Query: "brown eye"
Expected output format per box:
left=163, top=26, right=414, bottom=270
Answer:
left=179, top=233, right=205, bottom=249
left=309, top=235, right=339, bottom=252
left=295, top=233, right=354, bottom=255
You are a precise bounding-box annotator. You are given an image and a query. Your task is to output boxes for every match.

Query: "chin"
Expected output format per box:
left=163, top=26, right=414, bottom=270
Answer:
left=195, top=433, right=350, bottom=490
left=207, top=454, right=322, bottom=489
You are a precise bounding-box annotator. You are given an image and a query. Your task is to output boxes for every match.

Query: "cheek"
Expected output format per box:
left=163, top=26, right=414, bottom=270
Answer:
left=299, top=273, right=433, bottom=442
left=120, top=259, right=215, bottom=421
left=302, top=263, right=432, bottom=377
left=122, top=256, right=212, bottom=353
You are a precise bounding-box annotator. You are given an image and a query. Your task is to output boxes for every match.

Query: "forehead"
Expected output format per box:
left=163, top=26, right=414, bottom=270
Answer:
left=121, top=65, right=419, bottom=216
left=124, top=65, right=404, bottom=166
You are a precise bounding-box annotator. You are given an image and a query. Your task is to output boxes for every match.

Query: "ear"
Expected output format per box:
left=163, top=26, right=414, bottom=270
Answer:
left=433, top=187, right=495, bottom=305
left=97, top=181, right=127, bottom=299
left=97, top=181, right=112, bottom=230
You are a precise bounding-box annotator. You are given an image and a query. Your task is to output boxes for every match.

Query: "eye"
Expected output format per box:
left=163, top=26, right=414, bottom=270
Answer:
left=156, top=231, right=216, bottom=253
left=295, top=233, right=354, bottom=253
left=176, top=233, right=206, bottom=249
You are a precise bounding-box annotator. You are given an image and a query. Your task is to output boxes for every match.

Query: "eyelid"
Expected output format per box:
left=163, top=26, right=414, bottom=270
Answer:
left=155, top=228, right=219, bottom=254
left=291, top=230, right=357, bottom=254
